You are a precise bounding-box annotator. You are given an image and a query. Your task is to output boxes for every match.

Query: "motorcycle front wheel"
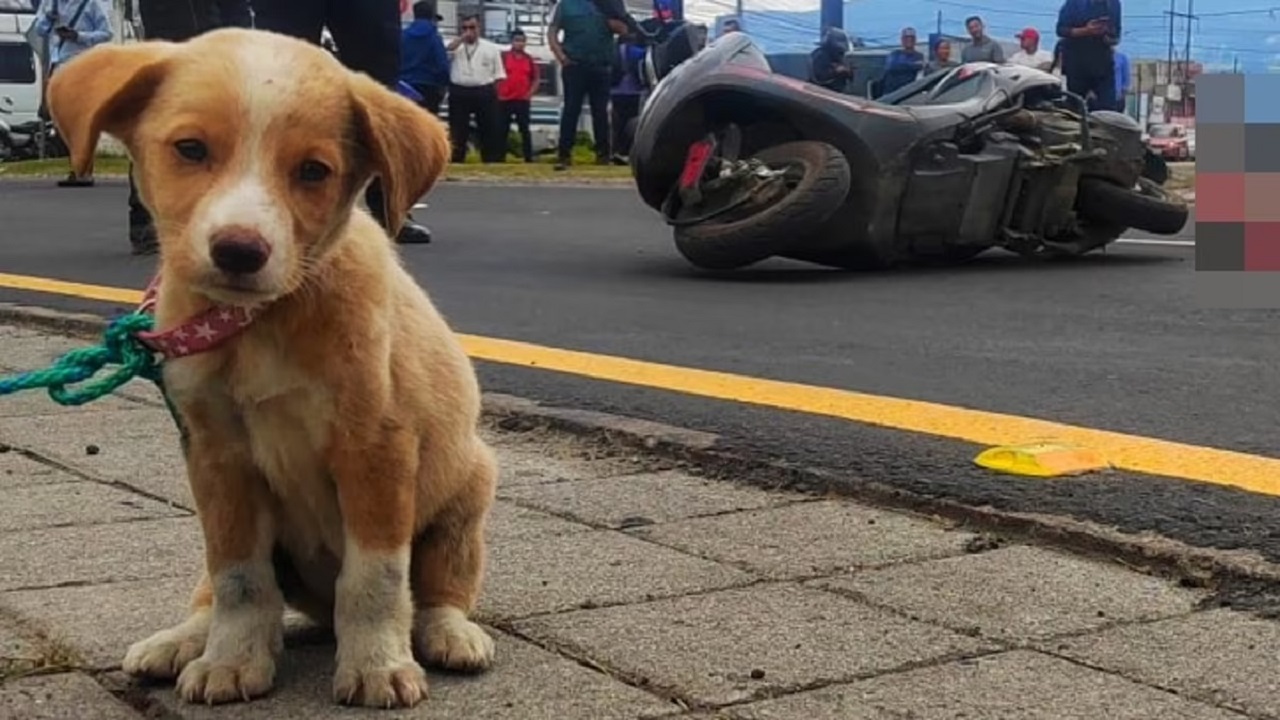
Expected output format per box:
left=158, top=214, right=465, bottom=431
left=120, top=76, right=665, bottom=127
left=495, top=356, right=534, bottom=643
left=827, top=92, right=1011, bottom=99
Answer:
left=1077, top=176, right=1189, bottom=236
left=674, top=141, right=851, bottom=271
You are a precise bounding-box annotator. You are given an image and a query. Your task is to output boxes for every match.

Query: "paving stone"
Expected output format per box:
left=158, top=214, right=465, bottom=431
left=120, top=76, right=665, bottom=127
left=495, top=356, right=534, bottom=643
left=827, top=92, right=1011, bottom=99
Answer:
left=1046, top=608, right=1280, bottom=719
left=0, top=409, right=192, bottom=509
left=499, top=470, right=802, bottom=529
left=0, top=452, right=72, bottom=490
left=0, top=388, right=142, bottom=419
left=0, top=482, right=188, bottom=533
left=513, top=583, right=993, bottom=707
left=485, top=500, right=594, bottom=544
left=2, top=575, right=324, bottom=671
left=491, top=434, right=657, bottom=487
left=0, top=672, right=140, bottom=720
left=0, top=612, right=44, bottom=679
left=628, top=500, right=975, bottom=581
left=814, top=544, right=1206, bottom=642
left=818, top=650, right=1246, bottom=719
left=0, top=517, right=202, bottom=591
left=0, top=328, right=98, bottom=373
left=148, top=631, right=676, bottom=719
left=478, top=528, right=751, bottom=621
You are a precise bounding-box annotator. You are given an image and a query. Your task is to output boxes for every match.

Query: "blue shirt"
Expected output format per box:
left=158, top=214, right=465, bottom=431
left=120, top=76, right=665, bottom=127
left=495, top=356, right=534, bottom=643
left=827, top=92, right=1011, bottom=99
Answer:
left=1114, top=50, right=1129, bottom=97
left=34, top=0, right=113, bottom=68
left=881, top=48, right=924, bottom=96
left=399, top=19, right=450, bottom=88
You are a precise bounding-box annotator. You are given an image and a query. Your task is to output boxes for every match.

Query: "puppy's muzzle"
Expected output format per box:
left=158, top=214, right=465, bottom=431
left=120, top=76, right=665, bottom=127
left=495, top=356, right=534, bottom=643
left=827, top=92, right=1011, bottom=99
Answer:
left=211, top=230, right=272, bottom=276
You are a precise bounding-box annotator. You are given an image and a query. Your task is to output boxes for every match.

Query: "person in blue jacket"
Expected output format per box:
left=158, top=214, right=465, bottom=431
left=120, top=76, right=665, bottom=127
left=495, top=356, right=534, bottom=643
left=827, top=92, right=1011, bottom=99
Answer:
left=1056, top=0, right=1122, bottom=111
left=400, top=0, right=450, bottom=115
left=879, top=26, right=925, bottom=97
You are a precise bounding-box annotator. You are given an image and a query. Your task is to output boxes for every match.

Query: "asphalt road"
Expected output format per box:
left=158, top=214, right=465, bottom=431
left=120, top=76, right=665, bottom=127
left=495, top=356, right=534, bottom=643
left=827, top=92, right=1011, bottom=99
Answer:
left=6, top=178, right=1280, bottom=567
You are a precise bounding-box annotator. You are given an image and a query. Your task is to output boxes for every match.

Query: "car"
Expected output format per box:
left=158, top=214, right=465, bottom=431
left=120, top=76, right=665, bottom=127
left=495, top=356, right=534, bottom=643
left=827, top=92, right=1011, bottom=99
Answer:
left=1145, top=122, right=1192, bottom=161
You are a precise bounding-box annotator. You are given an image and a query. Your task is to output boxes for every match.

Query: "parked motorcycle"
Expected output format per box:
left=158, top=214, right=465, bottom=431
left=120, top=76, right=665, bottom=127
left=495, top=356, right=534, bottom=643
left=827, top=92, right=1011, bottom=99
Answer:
left=629, top=32, right=1189, bottom=271
left=0, top=96, right=67, bottom=163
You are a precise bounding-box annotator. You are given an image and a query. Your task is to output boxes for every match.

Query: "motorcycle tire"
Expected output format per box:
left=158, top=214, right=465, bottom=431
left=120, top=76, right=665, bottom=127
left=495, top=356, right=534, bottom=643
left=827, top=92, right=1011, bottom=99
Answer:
left=674, top=141, right=851, bottom=271
left=1077, top=176, right=1189, bottom=236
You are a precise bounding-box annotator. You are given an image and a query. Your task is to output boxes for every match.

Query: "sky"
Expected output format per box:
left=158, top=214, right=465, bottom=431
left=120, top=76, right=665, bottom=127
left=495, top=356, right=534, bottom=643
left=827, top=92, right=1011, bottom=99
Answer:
left=685, top=0, right=1280, bottom=72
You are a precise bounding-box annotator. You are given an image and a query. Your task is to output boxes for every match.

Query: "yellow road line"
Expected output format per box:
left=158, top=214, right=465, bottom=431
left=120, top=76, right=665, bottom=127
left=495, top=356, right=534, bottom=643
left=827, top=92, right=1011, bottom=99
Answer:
left=2, top=272, right=1278, bottom=497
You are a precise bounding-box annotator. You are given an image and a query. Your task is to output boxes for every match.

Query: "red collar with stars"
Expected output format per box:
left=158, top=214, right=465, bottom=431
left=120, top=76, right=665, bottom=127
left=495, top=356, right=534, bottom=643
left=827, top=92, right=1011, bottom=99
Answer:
left=134, top=275, right=259, bottom=359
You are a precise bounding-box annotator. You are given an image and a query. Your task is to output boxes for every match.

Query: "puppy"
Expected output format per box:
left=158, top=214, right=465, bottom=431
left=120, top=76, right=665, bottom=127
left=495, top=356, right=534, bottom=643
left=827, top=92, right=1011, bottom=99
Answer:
left=46, top=28, right=498, bottom=708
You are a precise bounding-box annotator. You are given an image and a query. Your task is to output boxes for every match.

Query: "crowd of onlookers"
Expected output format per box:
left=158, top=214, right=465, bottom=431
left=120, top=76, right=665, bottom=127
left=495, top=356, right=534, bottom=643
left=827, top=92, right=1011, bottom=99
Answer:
left=813, top=0, right=1129, bottom=113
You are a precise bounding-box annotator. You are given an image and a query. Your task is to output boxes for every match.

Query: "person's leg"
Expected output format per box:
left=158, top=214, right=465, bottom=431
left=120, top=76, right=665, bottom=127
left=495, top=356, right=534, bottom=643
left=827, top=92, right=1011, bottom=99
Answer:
left=127, top=165, right=158, bottom=255
left=498, top=99, right=517, bottom=161
left=476, top=87, right=502, bottom=163
left=425, top=86, right=445, bottom=116
left=1090, top=63, right=1117, bottom=113
left=556, top=64, right=587, bottom=168
left=448, top=86, right=474, bottom=163
left=516, top=100, right=533, bottom=162
left=585, top=66, right=612, bottom=163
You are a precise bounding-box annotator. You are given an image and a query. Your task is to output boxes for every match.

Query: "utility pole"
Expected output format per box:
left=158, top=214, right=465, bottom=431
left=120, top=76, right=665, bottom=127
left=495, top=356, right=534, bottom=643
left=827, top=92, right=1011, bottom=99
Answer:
left=1164, top=0, right=1197, bottom=119
left=1182, top=0, right=1194, bottom=116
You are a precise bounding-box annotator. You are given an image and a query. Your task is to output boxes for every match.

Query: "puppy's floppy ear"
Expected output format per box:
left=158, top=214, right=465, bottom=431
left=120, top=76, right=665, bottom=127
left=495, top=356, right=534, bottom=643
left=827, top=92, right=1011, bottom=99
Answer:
left=349, top=73, right=450, bottom=236
left=47, top=42, right=176, bottom=178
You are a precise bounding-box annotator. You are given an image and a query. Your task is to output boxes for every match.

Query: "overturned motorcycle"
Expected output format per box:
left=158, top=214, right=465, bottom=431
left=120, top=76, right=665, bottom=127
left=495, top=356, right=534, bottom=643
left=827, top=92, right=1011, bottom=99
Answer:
left=629, top=32, right=1189, bottom=271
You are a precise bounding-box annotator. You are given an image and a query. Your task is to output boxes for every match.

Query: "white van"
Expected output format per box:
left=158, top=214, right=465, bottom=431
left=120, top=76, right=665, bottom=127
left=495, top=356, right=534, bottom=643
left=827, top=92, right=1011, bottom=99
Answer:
left=0, top=7, right=41, bottom=126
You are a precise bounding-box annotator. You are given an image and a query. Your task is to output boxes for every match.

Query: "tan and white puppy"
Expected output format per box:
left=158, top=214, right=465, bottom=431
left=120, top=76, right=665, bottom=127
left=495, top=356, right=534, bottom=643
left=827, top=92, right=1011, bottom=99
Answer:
left=46, top=28, right=498, bottom=709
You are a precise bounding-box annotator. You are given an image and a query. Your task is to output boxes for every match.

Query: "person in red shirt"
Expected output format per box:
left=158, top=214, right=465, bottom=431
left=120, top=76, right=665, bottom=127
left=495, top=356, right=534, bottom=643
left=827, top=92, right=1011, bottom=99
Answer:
left=497, top=30, right=542, bottom=162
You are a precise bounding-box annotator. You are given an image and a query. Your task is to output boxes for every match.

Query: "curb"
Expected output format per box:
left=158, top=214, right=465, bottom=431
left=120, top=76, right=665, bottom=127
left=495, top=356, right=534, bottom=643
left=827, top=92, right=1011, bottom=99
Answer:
left=0, top=301, right=1273, bottom=607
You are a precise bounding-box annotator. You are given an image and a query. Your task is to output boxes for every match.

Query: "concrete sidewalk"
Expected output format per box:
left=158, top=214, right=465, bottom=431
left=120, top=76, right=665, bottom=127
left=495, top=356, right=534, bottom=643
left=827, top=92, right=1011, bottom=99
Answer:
left=0, top=323, right=1273, bottom=719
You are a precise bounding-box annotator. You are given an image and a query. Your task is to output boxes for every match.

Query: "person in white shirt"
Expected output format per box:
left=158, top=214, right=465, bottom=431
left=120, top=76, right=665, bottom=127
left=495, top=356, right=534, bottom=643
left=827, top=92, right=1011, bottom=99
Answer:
left=1009, top=27, right=1054, bottom=71
left=446, top=15, right=508, bottom=163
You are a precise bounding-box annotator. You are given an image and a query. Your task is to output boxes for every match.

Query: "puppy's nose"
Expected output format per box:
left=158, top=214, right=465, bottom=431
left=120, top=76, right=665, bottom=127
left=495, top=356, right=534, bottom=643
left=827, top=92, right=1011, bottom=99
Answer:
left=210, top=230, right=271, bottom=275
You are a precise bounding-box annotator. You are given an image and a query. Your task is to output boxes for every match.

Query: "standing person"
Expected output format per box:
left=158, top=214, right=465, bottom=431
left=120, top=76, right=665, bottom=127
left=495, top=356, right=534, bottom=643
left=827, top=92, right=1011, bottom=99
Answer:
left=961, top=16, right=1004, bottom=63
left=252, top=0, right=433, bottom=244
left=1009, top=27, right=1053, bottom=70
left=609, top=31, right=646, bottom=163
left=1113, top=45, right=1130, bottom=112
left=400, top=0, right=450, bottom=115
left=120, top=0, right=250, bottom=255
left=34, top=0, right=113, bottom=189
left=719, top=18, right=740, bottom=37
left=445, top=15, right=507, bottom=164
left=879, top=27, right=924, bottom=96
left=548, top=0, right=626, bottom=170
left=810, top=27, right=852, bottom=93
left=925, top=38, right=958, bottom=73
left=497, top=29, right=540, bottom=163
left=1056, top=0, right=1121, bottom=112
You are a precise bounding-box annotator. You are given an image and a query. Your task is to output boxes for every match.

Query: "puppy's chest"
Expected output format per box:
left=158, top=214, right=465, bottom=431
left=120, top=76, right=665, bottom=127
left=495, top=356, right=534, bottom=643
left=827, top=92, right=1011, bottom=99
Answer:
left=172, top=349, right=344, bottom=552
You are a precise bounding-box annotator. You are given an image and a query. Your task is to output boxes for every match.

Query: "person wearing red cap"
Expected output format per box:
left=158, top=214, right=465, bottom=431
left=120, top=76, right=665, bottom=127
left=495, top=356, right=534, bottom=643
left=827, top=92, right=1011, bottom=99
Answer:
left=1010, top=27, right=1054, bottom=71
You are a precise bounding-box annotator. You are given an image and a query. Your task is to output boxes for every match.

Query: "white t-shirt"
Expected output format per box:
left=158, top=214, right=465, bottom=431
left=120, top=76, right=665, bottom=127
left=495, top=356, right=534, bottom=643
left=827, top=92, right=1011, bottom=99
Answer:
left=1009, top=49, right=1054, bottom=71
left=450, top=39, right=507, bottom=87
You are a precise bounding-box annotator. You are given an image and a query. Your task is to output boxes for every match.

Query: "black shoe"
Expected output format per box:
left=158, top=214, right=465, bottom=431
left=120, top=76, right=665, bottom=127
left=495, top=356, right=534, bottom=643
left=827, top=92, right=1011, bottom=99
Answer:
left=554, top=158, right=570, bottom=171
left=396, top=221, right=432, bottom=244
left=129, top=221, right=158, bottom=256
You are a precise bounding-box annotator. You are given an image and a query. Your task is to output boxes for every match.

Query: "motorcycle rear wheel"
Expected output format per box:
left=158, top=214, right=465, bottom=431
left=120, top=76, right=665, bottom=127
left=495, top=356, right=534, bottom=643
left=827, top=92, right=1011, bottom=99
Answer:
left=1077, top=176, right=1189, bottom=236
left=674, top=141, right=851, bottom=271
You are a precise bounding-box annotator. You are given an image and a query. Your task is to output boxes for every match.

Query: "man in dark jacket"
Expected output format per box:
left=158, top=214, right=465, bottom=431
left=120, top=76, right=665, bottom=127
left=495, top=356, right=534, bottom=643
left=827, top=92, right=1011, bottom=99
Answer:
left=1056, top=0, right=1121, bottom=111
left=810, top=28, right=851, bottom=93
left=399, top=0, right=449, bottom=114
left=127, top=0, right=252, bottom=255
left=252, top=0, right=434, bottom=245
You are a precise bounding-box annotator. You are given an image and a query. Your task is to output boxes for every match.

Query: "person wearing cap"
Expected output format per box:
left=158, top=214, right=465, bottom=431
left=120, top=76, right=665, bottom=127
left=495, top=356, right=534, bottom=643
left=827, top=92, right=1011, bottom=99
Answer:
left=879, top=27, right=925, bottom=96
left=1010, top=27, right=1053, bottom=71
left=400, top=0, right=451, bottom=115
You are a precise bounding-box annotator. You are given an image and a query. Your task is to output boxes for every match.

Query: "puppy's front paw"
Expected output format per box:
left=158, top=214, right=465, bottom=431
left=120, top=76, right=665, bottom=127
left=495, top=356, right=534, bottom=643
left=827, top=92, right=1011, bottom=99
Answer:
left=175, top=654, right=275, bottom=704
left=415, top=607, right=495, bottom=673
left=333, top=660, right=429, bottom=708
left=122, top=618, right=210, bottom=680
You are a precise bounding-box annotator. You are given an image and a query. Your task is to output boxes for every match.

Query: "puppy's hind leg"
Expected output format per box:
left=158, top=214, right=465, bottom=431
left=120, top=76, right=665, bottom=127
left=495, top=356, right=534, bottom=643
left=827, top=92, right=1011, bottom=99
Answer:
left=122, top=572, right=214, bottom=680
left=411, top=439, right=498, bottom=673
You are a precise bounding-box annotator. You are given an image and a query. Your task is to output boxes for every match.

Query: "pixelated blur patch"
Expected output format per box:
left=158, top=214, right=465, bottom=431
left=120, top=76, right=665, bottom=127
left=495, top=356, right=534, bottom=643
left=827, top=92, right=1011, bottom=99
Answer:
left=974, top=443, right=1110, bottom=478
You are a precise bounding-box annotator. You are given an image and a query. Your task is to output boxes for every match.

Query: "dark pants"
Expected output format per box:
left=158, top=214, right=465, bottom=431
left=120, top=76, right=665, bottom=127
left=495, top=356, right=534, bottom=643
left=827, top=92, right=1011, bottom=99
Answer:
left=501, top=99, right=533, bottom=162
left=448, top=84, right=503, bottom=163
left=1064, top=57, right=1116, bottom=113
left=252, top=0, right=402, bottom=230
left=610, top=93, right=640, bottom=158
left=412, top=83, right=446, bottom=115
left=558, top=63, right=611, bottom=161
left=129, top=0, right=251, bottom=229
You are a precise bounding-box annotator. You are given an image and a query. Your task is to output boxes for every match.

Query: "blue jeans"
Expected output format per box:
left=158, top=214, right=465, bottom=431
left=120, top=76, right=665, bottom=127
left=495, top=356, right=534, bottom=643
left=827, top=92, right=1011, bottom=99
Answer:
left=558, top=63, right=612, bottom=161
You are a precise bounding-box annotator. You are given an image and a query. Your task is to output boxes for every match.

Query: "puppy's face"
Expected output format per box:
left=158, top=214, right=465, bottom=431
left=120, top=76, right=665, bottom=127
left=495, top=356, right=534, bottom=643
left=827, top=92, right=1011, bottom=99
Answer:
left=47, top=29, right=449, bottom=305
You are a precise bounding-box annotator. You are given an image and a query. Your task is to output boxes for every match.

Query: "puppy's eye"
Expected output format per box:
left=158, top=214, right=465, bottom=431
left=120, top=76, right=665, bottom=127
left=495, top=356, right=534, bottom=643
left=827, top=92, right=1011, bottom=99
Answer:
left=174, top=139, right=208, bottom=162
left=298, top=160, right=332, bottom=183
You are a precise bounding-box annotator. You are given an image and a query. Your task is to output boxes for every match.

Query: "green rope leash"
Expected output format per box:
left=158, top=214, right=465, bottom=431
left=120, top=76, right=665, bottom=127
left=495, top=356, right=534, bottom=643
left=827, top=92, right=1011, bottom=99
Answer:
left=0, top=312, right=163, bottom=405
